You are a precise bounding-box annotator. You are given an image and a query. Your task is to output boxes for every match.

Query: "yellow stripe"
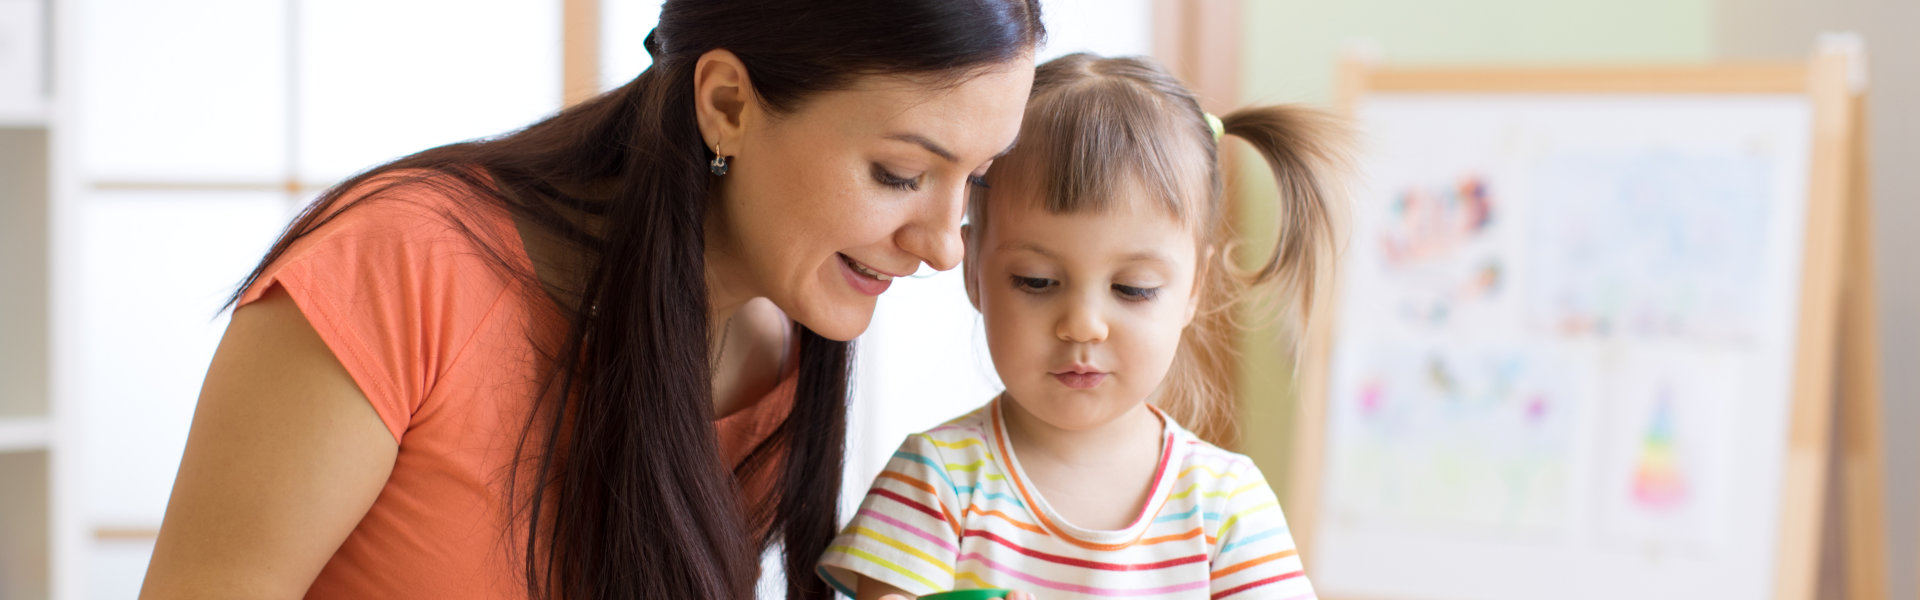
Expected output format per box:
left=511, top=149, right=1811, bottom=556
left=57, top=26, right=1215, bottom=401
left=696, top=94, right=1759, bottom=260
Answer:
left=1216, top=501, right=1281, bottom=539
left=1226, top=481, right=1265, bottom=499
left=926, top=437, right=986, bottom=451
left=1166, top=483, right=1240, bottom=501
left=847, top=527, right=954, bottom=575
left=825, top=545, right=944, bottom=592
left=982, top=473, right=1008, bottom=482
left=945, top=459, right=988, bottom=472
left=955, top=572, right=996, bottom=589
left=1177, top=464, right=1240, bottom=481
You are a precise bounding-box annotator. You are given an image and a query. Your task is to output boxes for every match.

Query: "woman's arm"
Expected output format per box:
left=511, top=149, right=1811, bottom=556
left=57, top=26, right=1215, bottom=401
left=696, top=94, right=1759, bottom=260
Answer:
left=139, top=287, right=399, bottom=599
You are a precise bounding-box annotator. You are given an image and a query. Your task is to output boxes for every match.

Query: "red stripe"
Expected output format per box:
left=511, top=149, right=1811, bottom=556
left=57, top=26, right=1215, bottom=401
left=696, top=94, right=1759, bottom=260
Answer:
left=1211, top=570, right=1306, bottom=599
left=873, top=488, right=944, bottom=522
left=961, top=528, right=1207, bottom=571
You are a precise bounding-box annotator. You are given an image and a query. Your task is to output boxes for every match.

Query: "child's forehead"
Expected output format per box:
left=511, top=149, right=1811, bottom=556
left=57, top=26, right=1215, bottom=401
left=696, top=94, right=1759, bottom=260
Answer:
left=980, top=194, right=1199, bottom=263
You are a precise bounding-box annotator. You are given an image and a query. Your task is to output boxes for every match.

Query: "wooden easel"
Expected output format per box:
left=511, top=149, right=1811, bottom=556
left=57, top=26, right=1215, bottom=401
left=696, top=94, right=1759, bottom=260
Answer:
left=1287, top=39, right=1888, bottom=600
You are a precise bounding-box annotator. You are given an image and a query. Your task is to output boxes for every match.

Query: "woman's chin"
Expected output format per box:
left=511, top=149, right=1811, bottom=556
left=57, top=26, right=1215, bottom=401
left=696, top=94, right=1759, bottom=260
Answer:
left=788, top=305, right=874, bottom=342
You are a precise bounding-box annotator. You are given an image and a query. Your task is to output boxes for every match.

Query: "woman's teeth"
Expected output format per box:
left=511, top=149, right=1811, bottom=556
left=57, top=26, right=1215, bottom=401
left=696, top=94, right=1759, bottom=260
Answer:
left=845, top=256, right=893, bottom=281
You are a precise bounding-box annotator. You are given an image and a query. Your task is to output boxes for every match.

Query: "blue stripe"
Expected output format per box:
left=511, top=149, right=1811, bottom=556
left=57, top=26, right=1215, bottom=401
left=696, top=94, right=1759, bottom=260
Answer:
left=1153, top=506, right=1226, bottom=523
left=1220, top=526, right=1290, bottom=554
left=893, top=451, right=962, bottom=498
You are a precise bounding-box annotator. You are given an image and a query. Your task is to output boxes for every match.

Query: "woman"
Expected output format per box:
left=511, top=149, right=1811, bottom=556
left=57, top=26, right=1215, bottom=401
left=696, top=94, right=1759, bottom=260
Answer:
left=139, top=1, right=1042, bottom=599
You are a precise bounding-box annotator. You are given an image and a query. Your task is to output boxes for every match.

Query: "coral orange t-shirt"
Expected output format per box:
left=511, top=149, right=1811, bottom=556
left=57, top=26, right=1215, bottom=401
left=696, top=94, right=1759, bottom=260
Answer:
left=237, top=171, right=797, bottom=598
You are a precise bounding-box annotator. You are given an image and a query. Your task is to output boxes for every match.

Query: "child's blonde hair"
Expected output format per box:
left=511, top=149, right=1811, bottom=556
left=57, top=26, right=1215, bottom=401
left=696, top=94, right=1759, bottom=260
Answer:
left=966, top=53, right=1348, bottom=444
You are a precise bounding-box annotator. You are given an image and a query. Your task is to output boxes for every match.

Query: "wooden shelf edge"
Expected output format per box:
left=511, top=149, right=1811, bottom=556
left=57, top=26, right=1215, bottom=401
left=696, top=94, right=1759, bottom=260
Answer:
left=0, top=415, right=52, bottom=452
left=0, top=102, right=51, bottom=129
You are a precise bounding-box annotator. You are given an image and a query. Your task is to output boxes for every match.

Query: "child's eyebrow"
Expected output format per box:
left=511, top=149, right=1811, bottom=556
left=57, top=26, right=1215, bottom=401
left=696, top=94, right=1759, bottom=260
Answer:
left=997, top=241, right=1058, bottom=258
left=996, top=242, right=1174, bottom=267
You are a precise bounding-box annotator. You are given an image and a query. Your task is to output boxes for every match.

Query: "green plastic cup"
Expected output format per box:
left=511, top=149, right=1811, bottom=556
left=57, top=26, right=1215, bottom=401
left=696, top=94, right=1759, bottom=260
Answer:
left=920, top=590, right=1012, bottom=600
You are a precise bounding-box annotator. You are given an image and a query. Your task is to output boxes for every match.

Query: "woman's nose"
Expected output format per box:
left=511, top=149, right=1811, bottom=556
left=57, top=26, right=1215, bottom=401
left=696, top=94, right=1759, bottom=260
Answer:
left=897, top=183, right=967, bottom=271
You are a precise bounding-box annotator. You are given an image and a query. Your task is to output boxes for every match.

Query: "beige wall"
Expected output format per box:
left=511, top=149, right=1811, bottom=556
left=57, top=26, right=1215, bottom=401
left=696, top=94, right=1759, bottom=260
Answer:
left=1715, top=3, right=1920, bottom=599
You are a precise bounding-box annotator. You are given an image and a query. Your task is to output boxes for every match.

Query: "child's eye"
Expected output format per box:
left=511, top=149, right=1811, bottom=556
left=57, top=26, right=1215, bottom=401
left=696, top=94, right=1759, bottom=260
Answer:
left=1010, top=275, right=1056, bottom=293
left=967, top=174, right=991, bottom=189
left=871, top=164, right=922, bottom=191
left=1113, top=284, right=1159, bottom=302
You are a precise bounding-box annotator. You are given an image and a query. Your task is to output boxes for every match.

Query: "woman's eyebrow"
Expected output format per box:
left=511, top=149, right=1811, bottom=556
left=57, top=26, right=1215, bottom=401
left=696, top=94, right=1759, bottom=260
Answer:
left=885, top=132, right=957, bottom=163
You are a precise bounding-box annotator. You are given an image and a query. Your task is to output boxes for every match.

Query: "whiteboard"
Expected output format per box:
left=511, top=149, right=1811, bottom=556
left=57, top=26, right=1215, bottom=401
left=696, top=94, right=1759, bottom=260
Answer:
left=1310, top=94, right=1814, bottom=600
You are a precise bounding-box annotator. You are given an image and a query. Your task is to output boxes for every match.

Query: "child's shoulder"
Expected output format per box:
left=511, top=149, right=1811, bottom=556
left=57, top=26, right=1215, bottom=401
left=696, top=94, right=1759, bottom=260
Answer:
left=1161, top=417, right=1272, bottom=488
left=888, top=401, right=997, bottom=468
left=908, top=401, right=996, bottom=446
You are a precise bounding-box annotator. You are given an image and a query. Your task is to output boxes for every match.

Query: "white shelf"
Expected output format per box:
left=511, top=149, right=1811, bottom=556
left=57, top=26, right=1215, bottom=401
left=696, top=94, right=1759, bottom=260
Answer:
left=0, top=102, right=50, bottom=128
left=0, top=416, right=51, bottom=452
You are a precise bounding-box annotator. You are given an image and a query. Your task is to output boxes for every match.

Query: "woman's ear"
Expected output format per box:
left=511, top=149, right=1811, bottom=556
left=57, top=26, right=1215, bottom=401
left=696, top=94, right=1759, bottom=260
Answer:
left=692, top=49, right=755, bottom=154
left=962, top=224, right=983, bottom=311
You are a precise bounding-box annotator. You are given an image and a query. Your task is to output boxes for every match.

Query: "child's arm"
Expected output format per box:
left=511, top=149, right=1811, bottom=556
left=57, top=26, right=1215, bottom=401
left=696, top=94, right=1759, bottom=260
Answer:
left=817, top=433, right=964, bottom=596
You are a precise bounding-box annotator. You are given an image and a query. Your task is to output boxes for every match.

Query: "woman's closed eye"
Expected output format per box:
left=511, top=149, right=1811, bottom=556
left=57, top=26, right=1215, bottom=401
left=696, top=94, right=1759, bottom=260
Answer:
left=871, top=164, right=922, bottom=191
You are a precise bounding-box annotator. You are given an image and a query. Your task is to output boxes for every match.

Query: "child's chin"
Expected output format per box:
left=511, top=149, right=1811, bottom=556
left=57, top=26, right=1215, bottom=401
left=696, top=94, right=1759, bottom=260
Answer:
left=1010, top=393, right=1143, bottom=432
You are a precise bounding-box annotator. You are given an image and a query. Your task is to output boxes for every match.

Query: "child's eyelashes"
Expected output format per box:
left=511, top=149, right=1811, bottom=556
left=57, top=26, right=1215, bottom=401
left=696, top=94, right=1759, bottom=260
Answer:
left=1010, top=275, right=1056, bottom=293
left=1008, top=275, right=1161, bottom=302
left=968, top=174, right=991, bottom=189
left=1113, top=284, right=1159, bottom=302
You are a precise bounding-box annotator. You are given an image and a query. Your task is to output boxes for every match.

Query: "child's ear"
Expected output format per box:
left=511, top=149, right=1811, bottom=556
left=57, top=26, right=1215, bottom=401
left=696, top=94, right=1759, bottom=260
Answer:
left=1184, top=245, right=1216, bottom=326
left=962, top=224, right=983, bottom=311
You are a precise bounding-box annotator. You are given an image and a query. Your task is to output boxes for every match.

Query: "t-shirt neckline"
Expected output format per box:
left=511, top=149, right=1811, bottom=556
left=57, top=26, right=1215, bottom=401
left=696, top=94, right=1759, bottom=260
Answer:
left=984, top=396, right=1186, bottom=546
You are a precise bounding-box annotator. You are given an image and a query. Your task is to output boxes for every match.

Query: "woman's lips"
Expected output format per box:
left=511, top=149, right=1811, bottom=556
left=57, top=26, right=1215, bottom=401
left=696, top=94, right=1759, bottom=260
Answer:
left=837, top=253, right=894, bottom=296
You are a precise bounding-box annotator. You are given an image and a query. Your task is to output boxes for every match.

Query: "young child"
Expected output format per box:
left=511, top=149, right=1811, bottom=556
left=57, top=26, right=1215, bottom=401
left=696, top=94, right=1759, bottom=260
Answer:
left=817, top=53, right=1346, bottom=600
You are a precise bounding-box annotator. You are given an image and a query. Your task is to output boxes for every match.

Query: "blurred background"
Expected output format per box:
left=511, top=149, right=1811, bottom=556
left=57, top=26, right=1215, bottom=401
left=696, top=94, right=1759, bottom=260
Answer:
left=0, top=0, right=1909, bottom=598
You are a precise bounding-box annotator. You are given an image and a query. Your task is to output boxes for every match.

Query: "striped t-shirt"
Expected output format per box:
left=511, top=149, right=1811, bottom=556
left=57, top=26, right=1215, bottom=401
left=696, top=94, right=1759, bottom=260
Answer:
left=818, top=398, right=1314, bottom=599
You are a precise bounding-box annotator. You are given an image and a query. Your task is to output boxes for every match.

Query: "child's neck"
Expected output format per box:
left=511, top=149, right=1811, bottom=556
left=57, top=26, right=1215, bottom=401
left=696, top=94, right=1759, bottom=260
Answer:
left=1000, top=396, right=1166, bottom=531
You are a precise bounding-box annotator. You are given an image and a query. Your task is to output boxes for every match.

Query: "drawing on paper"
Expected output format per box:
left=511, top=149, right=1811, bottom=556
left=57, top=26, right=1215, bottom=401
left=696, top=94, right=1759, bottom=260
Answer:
left=1365, top=175, right=1507, bottom=330
left=1630, top=392, right=1689, bottom=510
left=1327, top=344, right=1582, bottom=537
left=1597, top=352, right=1737, bottom=552
left=1524, top=150, right=1773, bottom=344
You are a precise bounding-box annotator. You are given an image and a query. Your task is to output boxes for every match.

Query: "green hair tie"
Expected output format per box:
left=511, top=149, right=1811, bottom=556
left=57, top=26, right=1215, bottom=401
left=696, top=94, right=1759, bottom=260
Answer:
left=1204, top=112, right=1224, bottom=141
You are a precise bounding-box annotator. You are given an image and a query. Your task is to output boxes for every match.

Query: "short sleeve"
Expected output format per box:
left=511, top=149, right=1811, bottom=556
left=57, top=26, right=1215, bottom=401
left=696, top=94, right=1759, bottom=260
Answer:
left=817, top=433, right=965, bottom=597
left=1210, top=464, right=1316, bottom=600
left=237, top=184, right=519, bottom=445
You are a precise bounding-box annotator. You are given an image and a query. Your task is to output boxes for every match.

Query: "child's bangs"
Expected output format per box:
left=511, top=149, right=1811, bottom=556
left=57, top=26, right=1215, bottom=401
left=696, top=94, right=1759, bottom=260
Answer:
left=998, top=77, right=1211, bottom=225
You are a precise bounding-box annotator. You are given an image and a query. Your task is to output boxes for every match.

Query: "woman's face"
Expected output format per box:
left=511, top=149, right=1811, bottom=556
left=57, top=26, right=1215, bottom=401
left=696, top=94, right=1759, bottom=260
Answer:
left=706, top=57, right=1035, bottom=341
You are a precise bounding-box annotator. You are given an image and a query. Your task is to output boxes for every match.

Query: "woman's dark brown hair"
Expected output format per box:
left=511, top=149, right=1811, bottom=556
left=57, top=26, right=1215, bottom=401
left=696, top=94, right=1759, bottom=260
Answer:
left=226, top=2, right=1044, bottom=598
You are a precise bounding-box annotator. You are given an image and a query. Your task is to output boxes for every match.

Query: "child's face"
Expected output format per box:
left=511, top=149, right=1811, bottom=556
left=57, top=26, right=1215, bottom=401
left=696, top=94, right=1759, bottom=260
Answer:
left=968, top=190, right=1203, bottom=432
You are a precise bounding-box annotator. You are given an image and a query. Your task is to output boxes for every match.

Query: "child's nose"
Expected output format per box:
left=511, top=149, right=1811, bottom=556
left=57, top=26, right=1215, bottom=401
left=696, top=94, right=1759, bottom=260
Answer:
left=1056, top=297, right=1109, bottom=343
